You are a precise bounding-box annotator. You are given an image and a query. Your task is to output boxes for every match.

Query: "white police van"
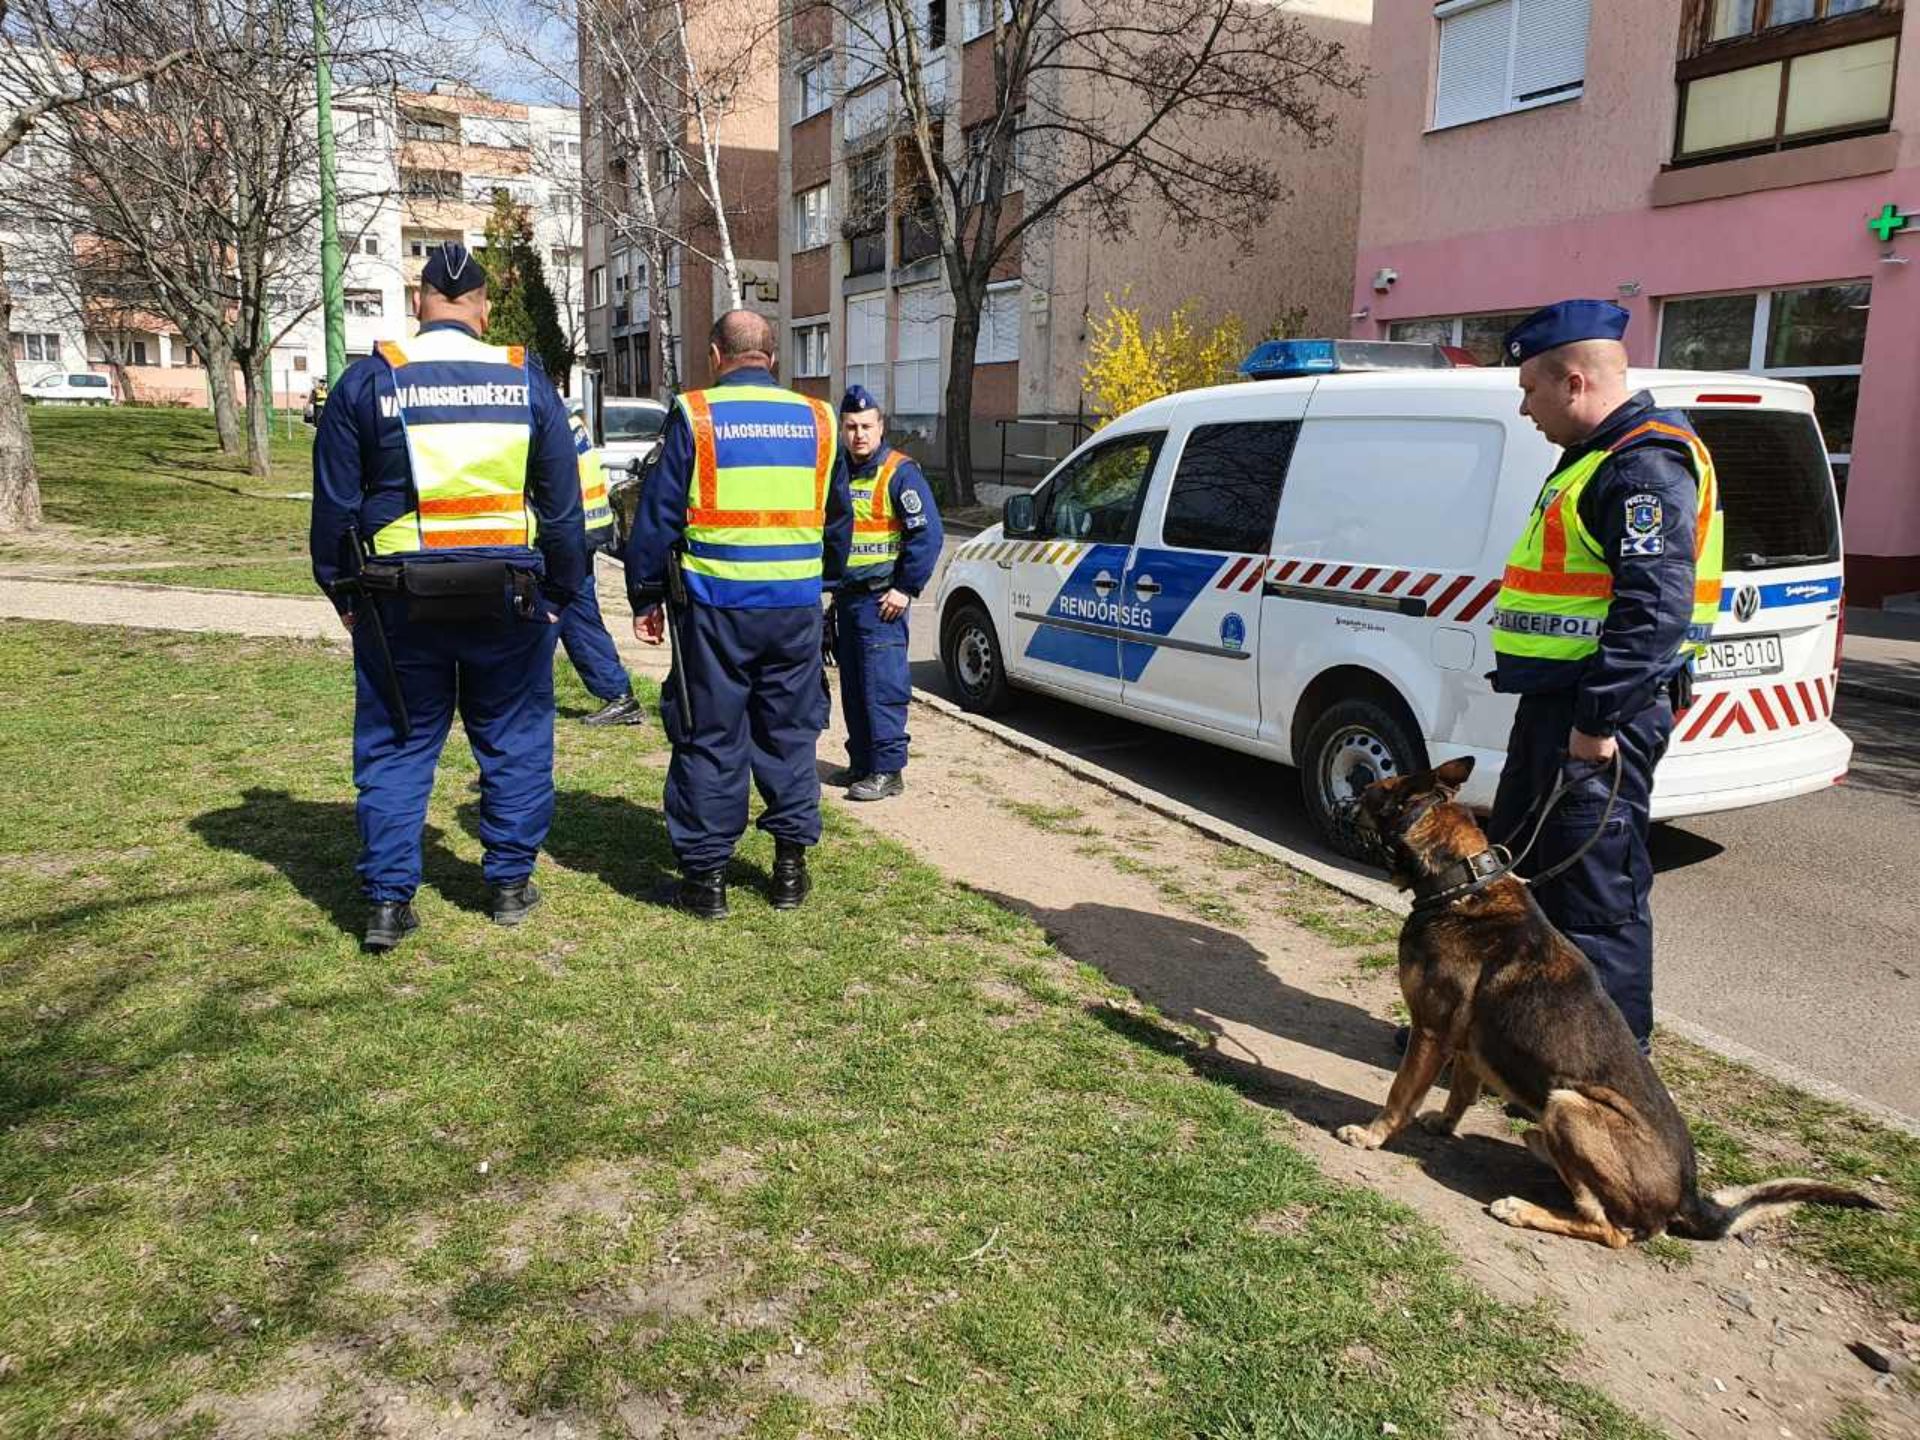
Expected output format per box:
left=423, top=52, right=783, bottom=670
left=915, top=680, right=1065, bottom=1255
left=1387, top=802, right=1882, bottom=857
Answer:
left=935, top=340, right=1851, bottom=857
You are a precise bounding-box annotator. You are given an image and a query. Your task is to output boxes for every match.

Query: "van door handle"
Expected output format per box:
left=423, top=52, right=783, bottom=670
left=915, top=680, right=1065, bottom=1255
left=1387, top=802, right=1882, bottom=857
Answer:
left=1133, top=574, right=1162, bottom=598
left=1091, top=571, right=1118, bottom=597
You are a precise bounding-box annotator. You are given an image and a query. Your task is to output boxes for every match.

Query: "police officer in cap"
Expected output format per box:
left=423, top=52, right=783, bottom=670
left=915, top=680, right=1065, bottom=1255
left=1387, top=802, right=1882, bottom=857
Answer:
left=1489, top=299, right=1724, bottom=1051
left=560, top=397, right=646, bottom=726
left=625, top=310, right=851, bottom=919
left=829, top=385, right=943, bottom=800
left=311, top=242, right=589, bottom=951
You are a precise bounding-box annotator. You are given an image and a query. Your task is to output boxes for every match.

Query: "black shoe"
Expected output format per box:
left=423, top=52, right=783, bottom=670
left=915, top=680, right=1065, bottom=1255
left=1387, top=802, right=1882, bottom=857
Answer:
left=490, top=881, right=542, bottom=926
left=364, top=902, right=418, bottom=952
left=675, top=869, right=728, bottom=920
left=769, top=840, right=811, bottom=911
left=824, top=766, right=866, bottom=787
left=846, top=771, right=904, bottom=802
left=583, top=692, right=645, bottom=727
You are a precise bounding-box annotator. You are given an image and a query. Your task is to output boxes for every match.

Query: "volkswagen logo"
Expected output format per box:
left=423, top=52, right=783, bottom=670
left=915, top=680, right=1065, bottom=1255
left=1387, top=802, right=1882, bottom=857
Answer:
left=1733, top=584, right=1761, bottom=624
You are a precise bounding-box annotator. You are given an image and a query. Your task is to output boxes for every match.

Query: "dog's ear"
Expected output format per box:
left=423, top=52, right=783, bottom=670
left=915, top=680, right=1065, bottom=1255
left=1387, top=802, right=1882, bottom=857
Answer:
left=1432, top=756, right=1475, bottom=792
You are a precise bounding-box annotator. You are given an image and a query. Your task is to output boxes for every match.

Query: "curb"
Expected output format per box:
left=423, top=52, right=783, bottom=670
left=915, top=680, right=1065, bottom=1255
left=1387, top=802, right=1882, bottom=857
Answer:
left=910, top=685, right=1920, bottom=1139
left=1837, top=677, right=1920, bottom=711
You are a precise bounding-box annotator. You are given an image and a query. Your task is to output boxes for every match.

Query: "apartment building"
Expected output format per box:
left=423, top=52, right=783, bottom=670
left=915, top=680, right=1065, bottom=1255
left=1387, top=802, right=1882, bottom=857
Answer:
left=775, top=0, right=1372, bottom=484
left=1354, top=0, right=1918, bottom=604
left=578, top=16, right=781, bottom=399
left=2, top=80, right=586, bottom=405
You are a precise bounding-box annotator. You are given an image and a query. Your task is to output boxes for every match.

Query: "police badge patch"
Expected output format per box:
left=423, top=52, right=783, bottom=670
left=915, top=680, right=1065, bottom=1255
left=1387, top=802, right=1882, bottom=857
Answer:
left=901, top=487, right=924, bottom=516
left=1621, top=492, right=1664, bottom=556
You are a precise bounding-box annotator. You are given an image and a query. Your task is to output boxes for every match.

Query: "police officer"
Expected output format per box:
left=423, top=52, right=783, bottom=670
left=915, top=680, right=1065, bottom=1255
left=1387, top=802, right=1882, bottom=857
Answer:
left=830, top=386, right=943, bottom=800
left=1489, top=300, right=1723, bottom=1051
left=625, top=310, right=850, bottom=919
left=311, top=243, right=589, bottom=951
left=560, top=399, right=645, bottom=726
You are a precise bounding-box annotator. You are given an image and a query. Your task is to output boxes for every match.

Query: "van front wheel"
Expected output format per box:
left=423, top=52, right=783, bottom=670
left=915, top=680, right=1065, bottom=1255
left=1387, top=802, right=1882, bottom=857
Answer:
left=942, top=602, right=1011, bottom=715
left=1300, top=697, right=1427, bottom=860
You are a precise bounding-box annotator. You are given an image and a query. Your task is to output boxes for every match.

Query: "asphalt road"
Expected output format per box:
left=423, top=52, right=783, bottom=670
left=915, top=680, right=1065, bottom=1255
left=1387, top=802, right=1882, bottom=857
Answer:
left=902, top=568, right=1920, bottom=1123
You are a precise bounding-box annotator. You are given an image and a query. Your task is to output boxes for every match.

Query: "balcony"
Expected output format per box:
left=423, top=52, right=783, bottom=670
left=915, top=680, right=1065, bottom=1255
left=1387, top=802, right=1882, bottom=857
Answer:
left=897, top=208, right=939, bottom=266
left=847, top=228, right=886, bottom=277
left=842, top=83, right=890, bottom=144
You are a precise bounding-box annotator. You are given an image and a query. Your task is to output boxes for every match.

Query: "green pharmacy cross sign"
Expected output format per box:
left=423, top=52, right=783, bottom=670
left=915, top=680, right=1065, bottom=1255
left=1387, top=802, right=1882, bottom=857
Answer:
left=1869, top=202, right=1917, bottom=243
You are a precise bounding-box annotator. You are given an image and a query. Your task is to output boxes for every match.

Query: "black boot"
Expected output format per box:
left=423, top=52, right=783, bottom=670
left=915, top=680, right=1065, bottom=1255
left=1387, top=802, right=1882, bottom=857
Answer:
left=847, top=771, right=904, bottom=802
left=583, top=692, right=646, bottom=727
left=490, top=880, right=542, bottom=926
left=675, top=868, right=728, bottom=920
left=769, top=840, right=811, bottom=911
left=364, top=901, right=419, bottom=952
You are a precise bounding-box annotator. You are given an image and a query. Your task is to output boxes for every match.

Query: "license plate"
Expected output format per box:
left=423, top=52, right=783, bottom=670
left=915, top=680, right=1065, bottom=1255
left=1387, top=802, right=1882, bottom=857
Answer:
left=1697, top=632, right=1784, bottom=681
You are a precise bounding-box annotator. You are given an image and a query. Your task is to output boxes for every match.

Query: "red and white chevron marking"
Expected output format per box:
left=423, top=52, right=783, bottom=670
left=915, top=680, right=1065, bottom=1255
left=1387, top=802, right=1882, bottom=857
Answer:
left=1215, top=556, right=1502, bottom=623
left=1675, top=676, right=1836, bottom=744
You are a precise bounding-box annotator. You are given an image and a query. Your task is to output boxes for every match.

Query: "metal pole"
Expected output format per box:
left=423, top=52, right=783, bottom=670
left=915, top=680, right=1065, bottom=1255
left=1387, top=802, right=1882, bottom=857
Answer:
left=313, top=0, right=346, bottom=386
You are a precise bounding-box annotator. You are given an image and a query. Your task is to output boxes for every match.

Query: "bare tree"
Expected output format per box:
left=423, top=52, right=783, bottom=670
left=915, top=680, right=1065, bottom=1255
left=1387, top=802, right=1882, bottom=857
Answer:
left=809, top=0, right=1359, bottom=506
left=0, top=0, right=195, bottom=529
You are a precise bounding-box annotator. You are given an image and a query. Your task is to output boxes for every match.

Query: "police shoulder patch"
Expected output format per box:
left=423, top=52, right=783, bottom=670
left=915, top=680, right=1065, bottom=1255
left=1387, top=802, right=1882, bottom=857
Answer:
left=1625, top=492, right=1662, bottom=536
left=900, top=485, right=924, bottom=516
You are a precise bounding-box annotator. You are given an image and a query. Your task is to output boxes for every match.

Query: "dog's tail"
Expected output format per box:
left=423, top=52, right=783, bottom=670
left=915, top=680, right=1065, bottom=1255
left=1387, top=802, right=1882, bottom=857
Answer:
left=1671, top=1178, right=1884, bottom=1241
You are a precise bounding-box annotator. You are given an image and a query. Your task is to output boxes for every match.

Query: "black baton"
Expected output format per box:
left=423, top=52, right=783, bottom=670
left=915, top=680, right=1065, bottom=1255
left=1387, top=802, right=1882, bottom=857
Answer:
left=661, top=548, right=696, bottom=735
left=333, top=525, right=412, bottom=741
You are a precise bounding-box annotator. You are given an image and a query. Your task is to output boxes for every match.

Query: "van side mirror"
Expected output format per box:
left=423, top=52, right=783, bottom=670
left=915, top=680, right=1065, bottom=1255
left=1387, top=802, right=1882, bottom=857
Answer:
left=1003, top=493, right=1037, bottom=537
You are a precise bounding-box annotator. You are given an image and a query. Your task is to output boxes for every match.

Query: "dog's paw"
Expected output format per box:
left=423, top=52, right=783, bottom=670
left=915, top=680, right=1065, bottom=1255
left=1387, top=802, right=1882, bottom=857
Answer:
left=1417, top=1111, right=1459, bottom=1137
left=1489, top=1196, right=1530, bottom=1226
left=1335, top=1123, right=1385, bottom=1151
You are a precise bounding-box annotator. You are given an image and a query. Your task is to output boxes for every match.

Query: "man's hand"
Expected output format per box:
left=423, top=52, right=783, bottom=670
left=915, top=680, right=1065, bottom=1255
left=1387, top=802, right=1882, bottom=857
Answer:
left=634, top=605, right=666, bottom=644
left=340, top=610, right=356, bottom=633
left=1567, top=727, right=1618, bottom=765
left=878, top=588, right=910, bottom=622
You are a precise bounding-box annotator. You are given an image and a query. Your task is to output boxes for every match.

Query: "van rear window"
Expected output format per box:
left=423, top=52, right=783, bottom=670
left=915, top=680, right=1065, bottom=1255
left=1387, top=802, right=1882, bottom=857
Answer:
left=1683, top=409, right=1840, bottom=571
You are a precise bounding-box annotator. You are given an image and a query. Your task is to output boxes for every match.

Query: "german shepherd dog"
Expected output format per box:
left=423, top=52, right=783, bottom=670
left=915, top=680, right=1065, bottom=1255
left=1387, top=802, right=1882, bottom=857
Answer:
left=1334, top=756, right=1883, bottom=1248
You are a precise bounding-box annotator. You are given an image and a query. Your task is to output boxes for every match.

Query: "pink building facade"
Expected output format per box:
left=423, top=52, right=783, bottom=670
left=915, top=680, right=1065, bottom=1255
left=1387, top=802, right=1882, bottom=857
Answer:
left=1353, top=0, right=1920, bottom=604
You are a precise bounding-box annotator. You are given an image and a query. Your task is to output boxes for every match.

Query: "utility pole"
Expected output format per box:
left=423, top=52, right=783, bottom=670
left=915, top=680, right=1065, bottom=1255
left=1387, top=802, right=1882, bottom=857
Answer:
left=313, top=0, right=346, bottom=385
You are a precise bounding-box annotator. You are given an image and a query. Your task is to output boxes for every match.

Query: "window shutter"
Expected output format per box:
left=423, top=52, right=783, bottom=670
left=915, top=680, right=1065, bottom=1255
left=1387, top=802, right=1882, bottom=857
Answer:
left=1510, top=0, right=1588, bottom=103
left=1433, top=0, right=1513, bottom=130
left=975, top=285, right=1020, bottom=365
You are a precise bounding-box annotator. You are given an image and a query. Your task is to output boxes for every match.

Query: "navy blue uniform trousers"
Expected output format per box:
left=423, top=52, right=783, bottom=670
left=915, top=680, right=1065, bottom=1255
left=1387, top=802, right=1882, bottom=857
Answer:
left=1490, top=691, right=1674, bottom=1046
left=559, top=548, right=632, bottom=702
left=353, top=605, right=559, bottom=902
left=832, top=587, right=912, bottom=775
left=663, top=602, right=828, bottom=871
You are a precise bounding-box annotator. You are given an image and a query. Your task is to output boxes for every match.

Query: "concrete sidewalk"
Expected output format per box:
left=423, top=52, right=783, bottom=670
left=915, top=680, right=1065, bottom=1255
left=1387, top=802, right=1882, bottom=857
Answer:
left=1839, top=606, right=1920, bottom=709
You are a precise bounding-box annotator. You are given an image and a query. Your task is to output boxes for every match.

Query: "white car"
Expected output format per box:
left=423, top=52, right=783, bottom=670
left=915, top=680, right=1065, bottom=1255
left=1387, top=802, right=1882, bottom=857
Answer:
left=23, top=371, right=115, bottom=405
left=936, top=340, right=1851, bottom=857
left=597, top=397, right=669, bottom=479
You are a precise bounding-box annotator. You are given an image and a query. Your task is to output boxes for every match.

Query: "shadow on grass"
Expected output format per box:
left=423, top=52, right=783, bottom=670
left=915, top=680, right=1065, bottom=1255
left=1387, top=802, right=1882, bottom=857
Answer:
left=528, top=788, right=683, bottom=905
left=191, top=787, right=488, bottom=935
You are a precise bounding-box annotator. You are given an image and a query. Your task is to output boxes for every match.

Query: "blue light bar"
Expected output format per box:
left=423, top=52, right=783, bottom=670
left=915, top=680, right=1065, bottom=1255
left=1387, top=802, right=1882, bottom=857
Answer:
left=1240, top=339, right=1455, bottom=380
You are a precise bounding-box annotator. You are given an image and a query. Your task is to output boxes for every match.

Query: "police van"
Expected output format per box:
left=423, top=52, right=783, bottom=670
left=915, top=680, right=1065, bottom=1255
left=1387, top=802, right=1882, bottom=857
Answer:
left=935, top=340, right=1850, bottom=857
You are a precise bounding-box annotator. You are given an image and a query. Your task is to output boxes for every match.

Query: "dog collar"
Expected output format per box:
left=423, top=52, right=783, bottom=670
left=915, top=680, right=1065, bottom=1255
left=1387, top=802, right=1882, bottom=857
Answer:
left=1410, top=846, right=1511, bottom=913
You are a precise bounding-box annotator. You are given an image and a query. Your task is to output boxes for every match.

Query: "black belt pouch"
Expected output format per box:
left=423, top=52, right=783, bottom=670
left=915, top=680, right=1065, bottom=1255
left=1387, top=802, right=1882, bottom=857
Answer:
left=393, top=559, right=530, bottom=623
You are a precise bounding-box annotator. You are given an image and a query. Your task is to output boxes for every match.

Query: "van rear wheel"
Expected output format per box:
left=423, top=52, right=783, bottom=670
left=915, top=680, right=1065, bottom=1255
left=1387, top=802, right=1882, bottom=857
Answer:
left=1301, top=697, right=1427, bottom=860
left=942, top=602, right=1011, bottom=715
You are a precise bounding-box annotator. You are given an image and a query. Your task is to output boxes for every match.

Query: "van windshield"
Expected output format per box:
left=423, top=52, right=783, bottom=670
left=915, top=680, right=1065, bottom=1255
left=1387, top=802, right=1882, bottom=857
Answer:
left=1683, top=408, right=1840, bottom=572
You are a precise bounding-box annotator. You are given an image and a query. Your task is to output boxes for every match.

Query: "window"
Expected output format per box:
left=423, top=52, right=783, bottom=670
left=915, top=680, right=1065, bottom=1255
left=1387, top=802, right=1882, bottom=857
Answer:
left=795, top=58, right=831, bottom=120
left=361, top=235, right=380, bottom=255
left=1163, top=422, right=1300, bottom=554
left=895, top=284, right=943, bottom=415
left=793, top=321, right=831, bottom=378
left=590, top=266, right=608, bottom=306
left=654, top=145, right=683, bottom=182
left=402, top=113, right=456, bottom=143
left=1708, top=0, right=1876, bottom=43
left=1659, top=282, right=1868, bottom=477
left=1432, top=0, right=1591, bottom=130
left=293, top=353, right=309, bottom=373
left=975, top=282, right=1021, bottom=364
left=1676, top=34, right=1895, bottom=158
left=401, top=168, right=459, bottom=199
left=169, top=335, right=192, bottom=367
left=793, top=185, right=831, bottom=250
left=664, top=247, right=681, bottom=289
left=1387, top=310, right=1530, bottom=364
left=468, top=176, right=535, bottom=206
left=846, top=292, right=887, bottom=406
left=10, top=332, right=61, bottom=362
left=127, top=339, right=148, bottom=366
left=1684, top=407, right=1842, bottom=561
left=345, top=289, right=384, bottom=317
left=1040, top=434, right=1165, bottom=543
left=965, top=122, right=1023, bottom=201
left=963, top=0, right=1012, bottom=41
left=466, top=116, right=531, bottom=149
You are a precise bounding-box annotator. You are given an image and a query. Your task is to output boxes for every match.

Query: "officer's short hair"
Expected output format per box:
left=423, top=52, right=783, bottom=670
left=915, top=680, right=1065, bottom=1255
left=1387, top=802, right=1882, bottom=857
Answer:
left=710, top=310, right=776, bottom=361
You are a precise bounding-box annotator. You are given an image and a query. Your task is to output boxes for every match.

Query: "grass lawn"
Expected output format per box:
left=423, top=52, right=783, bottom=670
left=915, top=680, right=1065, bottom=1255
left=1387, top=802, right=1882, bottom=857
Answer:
left=8, top=407, right=312, bottom=567
left=0, top=621, right=1652, bottom=1439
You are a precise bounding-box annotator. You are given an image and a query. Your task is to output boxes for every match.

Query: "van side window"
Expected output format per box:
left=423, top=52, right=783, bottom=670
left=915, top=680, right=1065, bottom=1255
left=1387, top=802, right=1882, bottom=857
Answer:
left=1162, top=421, right=1299, bottom=553
left=1040, top=432, right=1163, bottom=543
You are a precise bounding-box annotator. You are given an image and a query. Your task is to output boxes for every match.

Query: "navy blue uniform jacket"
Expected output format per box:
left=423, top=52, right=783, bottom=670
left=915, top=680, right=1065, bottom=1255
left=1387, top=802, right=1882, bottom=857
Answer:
left=837, top=442, right=944, bottom=597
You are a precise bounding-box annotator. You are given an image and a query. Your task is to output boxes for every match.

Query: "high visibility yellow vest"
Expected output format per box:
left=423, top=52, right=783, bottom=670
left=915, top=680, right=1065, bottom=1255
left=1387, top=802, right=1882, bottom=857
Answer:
left=571, top=417, right=613, bottom=538
left=370, top=330, right=537, bottom=557
left=848, top=450, right=906, bottom=581
left=1491, top=419, right=1725, bottom=665
left=679, top=383, right=837, bottom=608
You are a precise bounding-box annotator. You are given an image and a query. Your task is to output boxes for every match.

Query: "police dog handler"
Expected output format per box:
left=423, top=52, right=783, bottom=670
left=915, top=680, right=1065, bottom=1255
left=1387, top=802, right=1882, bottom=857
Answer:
left=829, top=385, right=943, bottom=801
left=1489, top=299, right=1724, bottom=1052
left=625, top=311, right=851, bottom=920
left=311, top=243, right=589, bottom=951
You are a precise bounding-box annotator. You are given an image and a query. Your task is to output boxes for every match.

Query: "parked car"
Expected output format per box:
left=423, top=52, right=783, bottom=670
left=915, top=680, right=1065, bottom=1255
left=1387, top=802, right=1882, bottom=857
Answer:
left=597, top=396, right=670, bottom=477
left=937, top=339, right=1850, bottom=858
left=23, top=371, right=115, bottom=405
